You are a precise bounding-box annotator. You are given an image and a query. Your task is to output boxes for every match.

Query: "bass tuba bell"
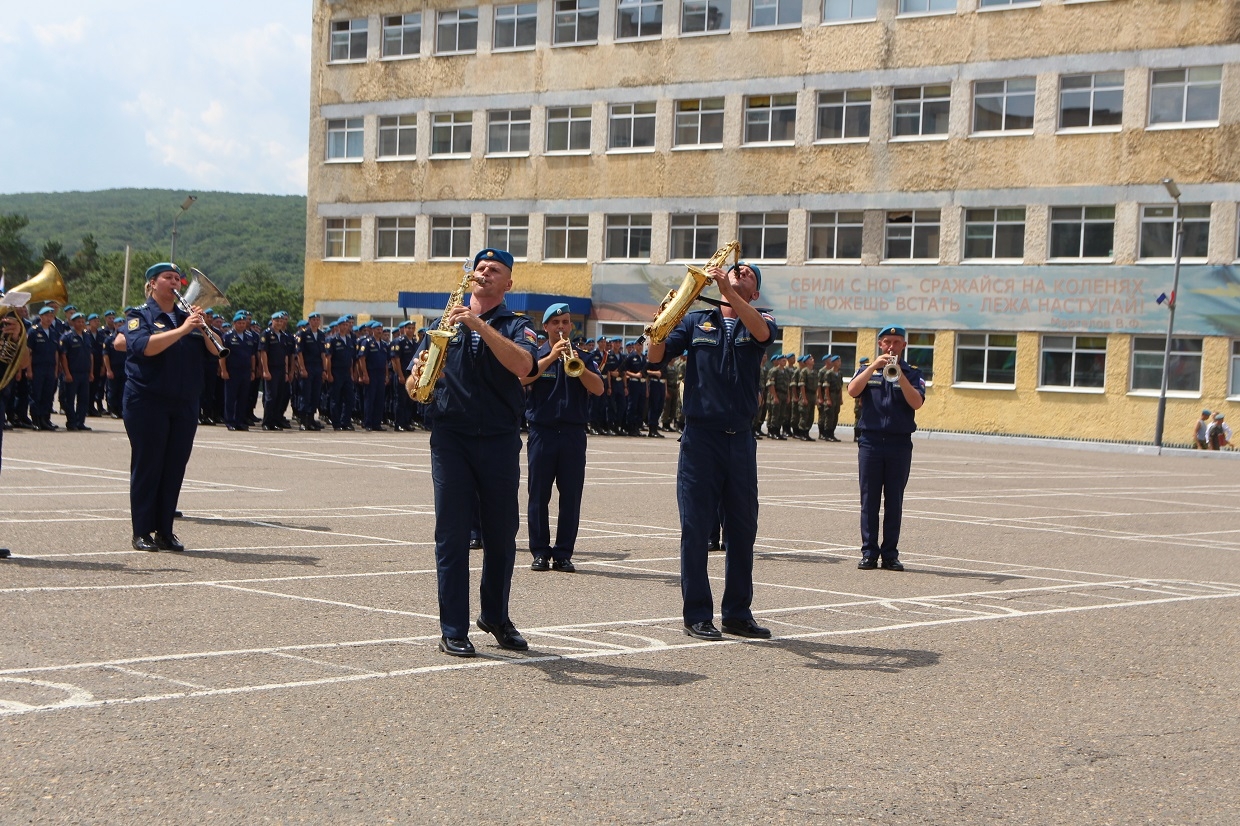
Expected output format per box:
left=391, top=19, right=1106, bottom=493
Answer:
left=0, top=260, right=69, bottom=391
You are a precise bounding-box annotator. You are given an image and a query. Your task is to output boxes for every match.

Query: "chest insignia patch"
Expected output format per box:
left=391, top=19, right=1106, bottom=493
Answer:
left=696, top=321, right=715, bottom=333
left=128, top=319, right=140, bottom=331
left=154, top=322, right=166, bottom=329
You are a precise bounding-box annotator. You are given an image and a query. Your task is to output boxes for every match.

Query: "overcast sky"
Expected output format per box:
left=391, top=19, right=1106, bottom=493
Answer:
left=0, top=1, right=311, bottom=196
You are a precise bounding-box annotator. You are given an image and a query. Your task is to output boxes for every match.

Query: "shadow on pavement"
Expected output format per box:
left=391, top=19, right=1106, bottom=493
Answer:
left=185, top=550, right=322, bottom=566
left=524, top=655, right=706, bottom=689
left=574, top=566, right=680, bottom=588
left=773, top=639, right=940, bottom=673
left=757, top=550, right=846, bottom=566
left=896, top=567, right=1026, bottom=585
left=179, top=516, right=333, bottom=532
left=0, top=557, right=190, bottom=575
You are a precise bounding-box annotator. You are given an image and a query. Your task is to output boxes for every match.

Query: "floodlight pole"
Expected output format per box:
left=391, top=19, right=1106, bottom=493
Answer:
left=1153, top=178, right=1185, bottom=451
left=170, top=195, right=197, bottom=261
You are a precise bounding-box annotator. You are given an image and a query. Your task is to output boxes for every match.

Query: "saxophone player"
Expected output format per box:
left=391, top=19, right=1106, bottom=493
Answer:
left=646, top=261, right=778, bottom=641
left=408, top=248, right=541, bottom=658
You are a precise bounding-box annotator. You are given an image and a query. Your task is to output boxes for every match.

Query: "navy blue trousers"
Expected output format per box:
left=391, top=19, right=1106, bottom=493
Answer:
left=223, top=371, right=251, bottom=427
left=29, top=365, right=56, bottom=421
left=301, top=372, right=323, bottom=424
left=328, top=375, right=354, bottom=428
left=646, top=382, right=665, bottom=432
left=526, top=424, right=587, bottom=560
left=262, top=373, right=289, bottom=427
left=857, top=432, right=913, bottom=562
left=625, top=381, right=645, bottom=431
left=362, top=376, right=384, bottom=429
left=677, top=425, right=759, bottom=626
left=63, top=377, right=90, bottom=428
left=123, top=392, right=198, bottom=538
left=430, top=427, right=521, bottom=638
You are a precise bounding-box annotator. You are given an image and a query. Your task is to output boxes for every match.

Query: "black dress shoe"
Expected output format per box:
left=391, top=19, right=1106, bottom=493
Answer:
left=476, top=617, right=529, bottom=651
left=857, top=558, right=878, bottom=570
left=262, top=424, right=279, bottom=431
left=722, top=618, right=772, bottom=639
left=77, top=425, right=92, bottom=432
left=551, top=558, right=576, bottom=573
left=530, top=555, right=550, bottom=571
left=132, top=535, right=157, bottom=552
left=438, top=636, right=476, bottom=657
left=0, top=548, right=10, bottom=558
left=683, top=621, right=723, bottom=641
left=154, top=533, right=185, bottom=552
left=880, top=559, right=905, bottom=571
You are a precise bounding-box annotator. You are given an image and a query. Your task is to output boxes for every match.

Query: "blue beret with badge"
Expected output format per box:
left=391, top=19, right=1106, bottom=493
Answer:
left=38, top=306, right=55, bottom=316
left=473, top=248, right=514, bottom=271
left=878, top=325, right=907, bottom=339
left=145, top=262, right=182, bottom=282
left=232, top=311, right=247, bottom=322
left=542, top=303, right=570, bottom=324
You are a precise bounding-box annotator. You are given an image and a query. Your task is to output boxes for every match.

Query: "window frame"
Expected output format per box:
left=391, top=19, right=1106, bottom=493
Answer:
left=1038, top=334, right=1107, bottom=392
left=673, top=98, right=725, bottom=149
left=750, top=0, right=801, bottom=30
left=430, top=216, right=473, bottom=260
left=324, top=218, right=362, bottom=260
left=1148, top=66, right=1223, bottom=129
left=822, top=0, right=878, bottom=25
left=329, top=18, right=369, bottom=63
left=608, top=102, right=657, bottom=152
left=977, top=0, right=1040, bottom=9
left=377, top=115, right=417, bottom=160
left=815, top=89, right=871, bottom=143
left=546, top=106, right=593, bottom=154
left=905, top=331, right=936, bottom=384
left=1137, top=204, right=1211, bottom=262
left=553, top=0, right=600, bottom=45
left=604, top=214, right=654, bottom=261
left=325, top=118, right=364, bottom=162
left=375, top=216, right=417, bottom=260
left=807, top=211, right=864, bottom=261
left=962, top=207, right=1027, bottom=262
left=544, top=215, right=591, bottom=261
left=884, top=210, right=942, bottom=262
left=896, top=0, right=957, bottom=17
left=486, top=215, right=530, bottom=258
left=669, top=214, right=721, bottom=261
left=1129, top=336, right=1203, bottom=395
left=953, top=332, right=1017, bottom=388
left=1057, top=71, right=1124, bottom=133
left=1229, top=340, right=1240, bottom=398
left=381, top=13, right=422, bottom=59
left=680, top=0, right=731, bottom=35
left=486, top=109, right=532, bottom=156
left=1048, top=205, right=1116, bottom=261
left=435, top=8, right=479, bottom=55
left=493, top=2, right=539, bottom=51
left=971, top=77, right=1036, bottom=136
left=738, top=212, right=789, bottom=261
left=892, top=83, right=952, bottom=140
left=616, top=0, right=664, bottom=40
left=743, top=94, right=797, bottom=145
left=430, top=111, right=473, bottom=157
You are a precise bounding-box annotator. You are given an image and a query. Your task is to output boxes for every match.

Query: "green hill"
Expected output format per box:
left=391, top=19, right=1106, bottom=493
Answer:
left=0, top=188, right=306, bottom=290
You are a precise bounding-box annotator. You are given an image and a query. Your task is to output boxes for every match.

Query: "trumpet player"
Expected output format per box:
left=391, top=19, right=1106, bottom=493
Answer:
left=521, top=303, right=604, bottom=573
left=647, top=260, right=778, bottom=641
left=846, top=325, right=925, bottom=571
left=407, top=248, right=540, bottom=658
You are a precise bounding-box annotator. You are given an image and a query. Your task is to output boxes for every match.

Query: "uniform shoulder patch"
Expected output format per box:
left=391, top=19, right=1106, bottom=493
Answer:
left=760, top=312, right=776, bottom=323
left=523, top=328, right=538, bottom=343
left=128, top=318, right=140, bottom=331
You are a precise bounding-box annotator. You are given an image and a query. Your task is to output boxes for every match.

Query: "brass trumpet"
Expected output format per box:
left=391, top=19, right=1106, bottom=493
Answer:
left=883, top=359, right=902, bottom=383
left=560, top=332, right=585, bottom=377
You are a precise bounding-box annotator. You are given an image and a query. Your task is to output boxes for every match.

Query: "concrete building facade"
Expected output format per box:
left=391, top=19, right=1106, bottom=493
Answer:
left=306, top=0, right=1240, bottom=444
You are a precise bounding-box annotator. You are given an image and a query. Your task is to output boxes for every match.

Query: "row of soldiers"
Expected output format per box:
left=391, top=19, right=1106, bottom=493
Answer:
left=758, top=352, right=849, bottom=442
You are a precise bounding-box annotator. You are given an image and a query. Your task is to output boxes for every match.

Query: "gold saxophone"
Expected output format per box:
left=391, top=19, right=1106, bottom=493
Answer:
left=641, top=240, right=741, bottom=346
left=408, top=267, right=480, bottom=403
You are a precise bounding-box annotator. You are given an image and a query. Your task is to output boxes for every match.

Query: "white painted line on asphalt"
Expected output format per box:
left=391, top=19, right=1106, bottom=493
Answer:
left=102, top=664, right=207, bottom=690
left=208, top=583, right=441, bottom=621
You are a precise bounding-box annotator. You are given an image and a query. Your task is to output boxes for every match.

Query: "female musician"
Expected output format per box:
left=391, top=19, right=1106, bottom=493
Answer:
left=122, top=263, right=219, bottom=552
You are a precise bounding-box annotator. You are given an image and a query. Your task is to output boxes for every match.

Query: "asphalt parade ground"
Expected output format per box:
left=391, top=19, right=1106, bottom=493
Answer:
left=1, top=420, right=1237, bottom=824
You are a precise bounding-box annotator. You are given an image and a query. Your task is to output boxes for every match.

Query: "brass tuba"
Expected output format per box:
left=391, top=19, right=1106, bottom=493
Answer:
left=0, top=261, right=69, bottom=391
left=640, top=241, right=741, bottom=346
left=408, top=266, right=481, bottom=403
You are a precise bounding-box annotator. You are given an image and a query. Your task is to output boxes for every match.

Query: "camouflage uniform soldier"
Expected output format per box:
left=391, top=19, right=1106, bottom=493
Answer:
left=661, top=355, right=682, bottom=432
left=753, top=353, right=769, bottom=439
left=765, top=353, right=791, bottom=440
left=799, top=354, right=818, bottom=439
left=788, top=356, right=806, bottom=440
left=819, top=354, right=843, bottom=441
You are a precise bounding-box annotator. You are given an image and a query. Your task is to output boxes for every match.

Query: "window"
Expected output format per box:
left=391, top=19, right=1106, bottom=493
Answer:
left=487, top=216, right=529, bottom=257
left=382, top=14, right=421, bottom=57
left=330, top=19, right=368, bottom=62
left=893, top=84, right=951, bottom=137
left=963, top=208, right=1026, bottom=260
left=906, top=332, right=935, bottom=382
left=436, top=8, right=479, bottom=54
left=1139, top=204, right=1211, bottom=260
left=617, top=0, right=663, bottom=39
left=955, top=333, right=1016, bottom=385
left=1230, top=341, right=1240, bottom=396
left=751, top=0, right=800, bottom=28
left=609, top=102, right=656, bottom=150
left=816, top=90, right=871, bottom=141
left=431, top=112, right=472, bottom=156
left=804, top=329, right=857, bottom=375
left=674, top=98, right=724, bottom=147
left=545, top=215, right=590, bottom=260
left=1049, top=206, right=1115, bottom=259
left=824, top=0, right=878, bottom=23
left=325, top=218, right=362, bottom=259
left=1041, top=335, right=1106, bottom=389
left=546, top=107, right=592, bottom=153
left=681, top=0, right=730, bottom=33
left=669, top=214, right=720, bottom=260
left=979, top=0, right=1037, bottom=6
left=898, top=0, right=955, bottom=13
left=1149, top=66, right=1222, bottom=127
left=430, top=217, right=472, bottom=259
left=1058, top=72, right=1123, bottom=130
left=1131, top=336, right=1202, bottom=393
left=378, top=115, right=417, bottom=159
left=605, top=214, right=653, bottom=260
left=808, top=211, right=864, bottom=260
left=738, top=212, right=788, bottom=259
left=487, top=109, right=531, bottom=154
left=554, top=0, right=599, bottom=44
left=494, top=3, right=538, bottom=50
left=885, top=210, right=941, bottom=260
left=973, top=78, right=1035, bottom=133
left=744, top=94, right=797, bottom=144
left=376, top=217, right=416, bottom=259
left=326, top=118, right=364, bottom=160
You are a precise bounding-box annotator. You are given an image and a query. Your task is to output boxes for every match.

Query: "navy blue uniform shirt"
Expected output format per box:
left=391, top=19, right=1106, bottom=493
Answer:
left=853, top=360, right=925, bottom=435
left=259, top=327, right=290, bottom=374
left=653, top=307, right=778, bottom=432
left=324, top=333, right=356, bottom=375
left=358, top=336, right=390, bottom=373
left=26, top=325, right=58, bottom=366
left=223, top=328, right=256, bottom=373
left=295, top=328, right=325, bottom=367
left=123, top=299, right=207, bottom=402
left=59, top=330, right=93, bottom=375
left=413, top=303, right=538, bottom=436
left=526, top=342, right=603, bottom=426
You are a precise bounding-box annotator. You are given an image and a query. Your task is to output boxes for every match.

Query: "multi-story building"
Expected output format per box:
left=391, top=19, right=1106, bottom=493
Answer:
left=305, top=0, right=1240, bottom=443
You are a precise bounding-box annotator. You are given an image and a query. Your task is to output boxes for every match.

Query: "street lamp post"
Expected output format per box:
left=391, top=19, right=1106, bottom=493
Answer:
left=169, top=195, right=198, bottom=261
left=1152, top=178, right=1186, bottom=451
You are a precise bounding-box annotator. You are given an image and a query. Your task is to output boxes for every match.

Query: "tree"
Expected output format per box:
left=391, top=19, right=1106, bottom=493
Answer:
left=0, top=213, right=35, bottom=282
left=224, top=264, right=305, bottom=324
left=68, top=233, right=101, bottom=280
left=40, top=239, right=68, bottom=275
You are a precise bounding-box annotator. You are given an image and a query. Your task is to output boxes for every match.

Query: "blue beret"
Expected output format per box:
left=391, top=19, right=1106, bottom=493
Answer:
left=542, top=303, right=570, bottom=324
left=473, top=248, right=515, bottom=271
left=145, top=263, right=182, bottom=281
left=625, top=339, right=638, bottom=346
left=609, top=337, right=621, bottom=343
left=232, top=311, right=247, bottom=322
left=86, top=313, right=98, bottom=321
left=38, top=306, right=55, bottom=316
left=297, top=319, right=308, bottom=327
left=272, top=311, right=288, bottom=319
left=799, top=355, right=811, bottom=363
left=827, top=354, right=841, bottom=363
left=878, top=325, right=907, bottom=339
left=397, top=320, right=411, bottom=329
left=859, top=356, right=871, bottom=364
left=728, top=261, right=763, bottom=291
left=63, top=305, right=77, bottom=312
left=308, top=312, right=321, bottom=319
left=103, top=310, right=116, bottom=317
left=335, top=316, right=350, bottom=326
left=1203, top=409, right=1212, bottom=415
left=536, top=333, right=547, bottom=341
left=70, top=312, right=84, bottom=321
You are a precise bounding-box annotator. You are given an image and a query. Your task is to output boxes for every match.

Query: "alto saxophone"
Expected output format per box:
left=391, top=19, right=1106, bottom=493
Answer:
left=409, top=267, right=480, bottom=403
left=640, top=240, right=741, bottom=346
